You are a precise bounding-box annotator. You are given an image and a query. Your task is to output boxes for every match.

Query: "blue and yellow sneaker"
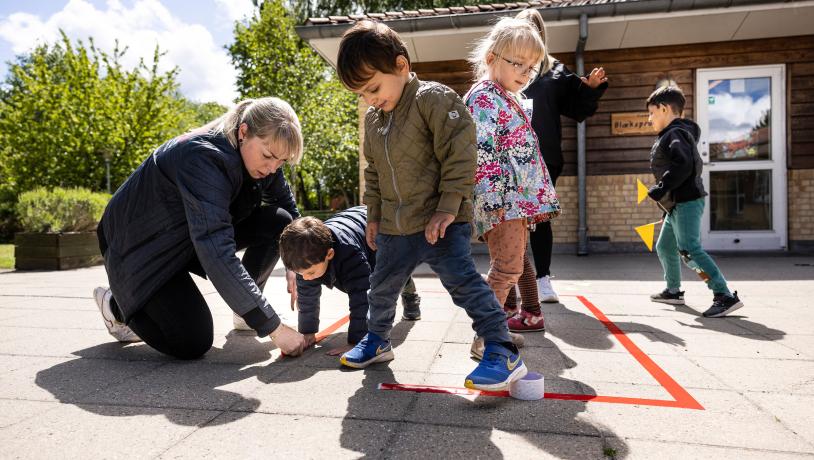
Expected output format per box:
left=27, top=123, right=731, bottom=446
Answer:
left=339, top=332, right=394, bottom=369
left=464, top=342, right=527, bottom=391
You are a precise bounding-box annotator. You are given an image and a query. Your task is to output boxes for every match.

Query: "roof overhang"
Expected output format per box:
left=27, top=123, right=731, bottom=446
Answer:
left=296, top=0, right=814, bottom=66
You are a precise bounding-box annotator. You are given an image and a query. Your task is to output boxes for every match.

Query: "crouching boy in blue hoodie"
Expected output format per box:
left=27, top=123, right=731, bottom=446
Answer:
left=279, top=206, right=421, bottom=355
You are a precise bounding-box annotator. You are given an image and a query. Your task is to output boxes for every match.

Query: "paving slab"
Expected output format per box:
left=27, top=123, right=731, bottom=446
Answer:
left=0, top=254, right=811, bottom=458
left=81, top=360, right=276, bottom=412
left=744, top=392, right=814, bottom=446
left=605, top=438, right=814, bottom=460
left=585, top=387, right=813, bottom=452
left=0, top=399, right=58, bottom=428
left=385, top=423, right=609, bottom=460
left=691, top=356, right=814, bottom=394
left=3, top=355, right=163, bottom=403
left=232, top=366, right=421, bottom=421
left=0, top=403, right=219, bottom=458
left=160, top=412, right=398, bottom=459
left=0, top=326, right=163, bottom=360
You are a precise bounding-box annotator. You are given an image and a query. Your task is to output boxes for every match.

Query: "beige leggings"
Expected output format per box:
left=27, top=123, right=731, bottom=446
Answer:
left=484, top=218, right=528, bottom=306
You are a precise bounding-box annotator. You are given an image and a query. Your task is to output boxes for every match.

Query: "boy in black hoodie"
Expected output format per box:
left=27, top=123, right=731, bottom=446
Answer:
left=646, top=85, right=744, bottom=318
left=278, top=206, right=421, bottom=355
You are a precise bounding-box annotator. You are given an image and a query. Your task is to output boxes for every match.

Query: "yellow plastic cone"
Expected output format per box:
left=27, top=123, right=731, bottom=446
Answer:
left=635, top=222, right=656, bottom=251
left=637, top=179, right=649, bottom=204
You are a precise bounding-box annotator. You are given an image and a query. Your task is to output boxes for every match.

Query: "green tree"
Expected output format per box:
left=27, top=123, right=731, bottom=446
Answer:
left=0, top=32, right=218, bottom=240
left=230, top=0, right=359, bottom=209
left=0, top=32, right=189, bottom=196
left=289, top=0, right=474, bottom=23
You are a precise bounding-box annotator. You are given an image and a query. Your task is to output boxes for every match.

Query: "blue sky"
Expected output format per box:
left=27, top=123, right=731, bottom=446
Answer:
left=0, top=0, right=259, bottom=105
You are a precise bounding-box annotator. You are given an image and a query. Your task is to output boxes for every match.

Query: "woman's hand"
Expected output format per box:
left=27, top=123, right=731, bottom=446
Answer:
left=270, top=323, right=306, bottom=356
left=581, top=67, right=608, bottom=89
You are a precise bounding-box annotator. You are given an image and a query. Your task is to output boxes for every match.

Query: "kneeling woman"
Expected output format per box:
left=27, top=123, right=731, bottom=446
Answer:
left=94, top=97, right=307, bottom=359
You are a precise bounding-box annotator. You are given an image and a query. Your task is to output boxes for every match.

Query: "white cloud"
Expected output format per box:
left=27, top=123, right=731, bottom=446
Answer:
left=708, top=93, right=771, bottom=143
left=0, top=0, right=238, bottom=105
left=215, top=0, right=257, bottom=23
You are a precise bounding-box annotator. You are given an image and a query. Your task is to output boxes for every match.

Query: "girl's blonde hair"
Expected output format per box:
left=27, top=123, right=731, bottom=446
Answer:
left=200, top=97, right=304, bottom=165
left=515, top=9, right=555, bottom=76
left=469, top=17, right=546, bottom=81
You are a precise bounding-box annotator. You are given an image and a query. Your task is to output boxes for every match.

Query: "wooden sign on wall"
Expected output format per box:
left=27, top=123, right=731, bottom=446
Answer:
left=611, top=112, right=654, bottom=136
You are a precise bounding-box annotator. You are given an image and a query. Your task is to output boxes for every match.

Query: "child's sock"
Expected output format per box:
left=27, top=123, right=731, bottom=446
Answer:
left=667, top=287, right=681, bottom=294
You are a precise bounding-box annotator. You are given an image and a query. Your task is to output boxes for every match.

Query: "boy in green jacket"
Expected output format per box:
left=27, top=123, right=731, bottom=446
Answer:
left=335, top=20, right=526, bottom=391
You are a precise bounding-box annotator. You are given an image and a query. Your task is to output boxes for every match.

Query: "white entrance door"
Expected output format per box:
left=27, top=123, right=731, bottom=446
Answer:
left=696, top=65, right=787, bottom=251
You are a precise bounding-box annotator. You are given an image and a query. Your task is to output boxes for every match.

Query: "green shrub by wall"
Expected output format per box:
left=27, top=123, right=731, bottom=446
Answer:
left=16, top=187, right=110, bottom=233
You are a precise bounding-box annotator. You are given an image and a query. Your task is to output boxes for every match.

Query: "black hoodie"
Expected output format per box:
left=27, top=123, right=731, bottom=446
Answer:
left=523, top=60, right=608, bottom=172
left=648, top=118, right=707, bottom=209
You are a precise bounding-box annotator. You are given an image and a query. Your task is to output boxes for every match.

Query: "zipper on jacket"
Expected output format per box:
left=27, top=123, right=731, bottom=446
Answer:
left=382, top=113, right=404, bottom=234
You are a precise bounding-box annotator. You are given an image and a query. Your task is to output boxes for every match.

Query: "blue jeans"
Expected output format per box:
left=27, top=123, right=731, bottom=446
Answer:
left=655, top=198, right=731, bottom=295
left=367, top=223, right=511, bottom=344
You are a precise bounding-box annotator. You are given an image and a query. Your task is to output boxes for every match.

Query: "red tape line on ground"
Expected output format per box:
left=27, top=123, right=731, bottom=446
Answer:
left=378, top=295, right=704, bottom=410
left=316, top=315, right=350, bottom=343
left=574, top=295, right=703, bottom=409
left=280, top=315, right=350, bottom=357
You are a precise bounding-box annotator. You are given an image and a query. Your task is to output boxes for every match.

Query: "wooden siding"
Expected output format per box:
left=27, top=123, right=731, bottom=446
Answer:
left=411, top=35, right=814, bottom=176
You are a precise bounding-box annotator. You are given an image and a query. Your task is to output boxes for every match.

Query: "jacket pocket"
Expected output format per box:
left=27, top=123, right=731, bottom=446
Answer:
left=658, top=192, right=676, bottom=212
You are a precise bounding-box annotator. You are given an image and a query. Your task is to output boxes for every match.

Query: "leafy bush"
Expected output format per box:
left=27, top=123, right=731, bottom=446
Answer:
left=16, top=187, right=109, bottom=233
left=0, top=188, right=19, bottom=242
left=0, top=32, right=221, bottom=199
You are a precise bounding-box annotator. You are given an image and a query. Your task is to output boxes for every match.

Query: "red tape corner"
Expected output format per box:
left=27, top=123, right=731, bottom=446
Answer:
left=372, top=295, right=704, bottom=410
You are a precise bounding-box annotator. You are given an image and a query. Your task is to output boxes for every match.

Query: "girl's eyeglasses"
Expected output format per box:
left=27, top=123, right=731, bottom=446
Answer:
left=497, top=54, right=539, bottom=79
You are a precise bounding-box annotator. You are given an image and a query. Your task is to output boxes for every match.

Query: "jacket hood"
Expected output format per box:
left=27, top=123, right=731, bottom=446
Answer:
left=660, top=118, right=701, bottom=141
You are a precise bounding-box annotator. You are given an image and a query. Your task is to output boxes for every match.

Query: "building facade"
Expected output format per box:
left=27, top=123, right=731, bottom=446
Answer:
left=297, top=0, right=814, bottom=253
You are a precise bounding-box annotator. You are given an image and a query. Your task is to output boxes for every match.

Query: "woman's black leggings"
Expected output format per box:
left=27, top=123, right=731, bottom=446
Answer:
left=116, top=206, right=293, bottom=360
left=529, top=163, right=562, bottom=278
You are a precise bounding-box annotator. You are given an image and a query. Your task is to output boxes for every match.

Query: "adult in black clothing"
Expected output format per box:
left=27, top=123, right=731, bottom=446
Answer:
left=94, top=97, right=309, bottom=359
left=517, top=8, right=608, bottom=303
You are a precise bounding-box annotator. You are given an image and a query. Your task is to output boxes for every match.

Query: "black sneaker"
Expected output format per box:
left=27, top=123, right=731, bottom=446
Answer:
left=401, top=292, right=421, bottom=321
left=650, top=288, right=685, bottom=305
left=702, top=291, right=744, bottom=318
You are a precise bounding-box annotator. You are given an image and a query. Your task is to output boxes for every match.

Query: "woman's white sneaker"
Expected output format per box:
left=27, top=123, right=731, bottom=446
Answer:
left=93, top=287, right=141, bottom=343
left=537, top=276, right=559, bottom=303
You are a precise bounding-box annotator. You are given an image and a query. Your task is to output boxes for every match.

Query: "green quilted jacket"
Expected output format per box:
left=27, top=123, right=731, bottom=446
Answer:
left=363, top=75, right=476, bottom=235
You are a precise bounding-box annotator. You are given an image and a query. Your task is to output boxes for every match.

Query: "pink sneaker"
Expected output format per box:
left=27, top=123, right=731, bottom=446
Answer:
left=507, top=310, right=545, bottom=332
left=503, top=305, right=520, bottom=318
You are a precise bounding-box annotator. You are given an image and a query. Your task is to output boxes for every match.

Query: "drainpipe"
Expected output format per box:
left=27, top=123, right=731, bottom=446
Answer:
left=576, top=13, right=589, bottom=256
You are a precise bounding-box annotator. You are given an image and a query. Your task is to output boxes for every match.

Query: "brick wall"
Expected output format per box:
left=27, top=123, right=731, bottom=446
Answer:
left=356, top=98, right=811, bottom=252
left=551, top=174, right=664, bottom=246
left=789, top=169, right=814, bottom=243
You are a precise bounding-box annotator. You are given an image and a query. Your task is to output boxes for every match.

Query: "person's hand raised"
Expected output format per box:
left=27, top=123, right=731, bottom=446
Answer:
left=581, top=67, right=608, bottom=89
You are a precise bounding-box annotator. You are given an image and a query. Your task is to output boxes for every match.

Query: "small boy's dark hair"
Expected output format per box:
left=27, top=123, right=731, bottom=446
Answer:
left=279, top=217, right=333, bottom=271
left=646, top=85, right=685, bottom=115
left=337, top=20, right=410, bottom=90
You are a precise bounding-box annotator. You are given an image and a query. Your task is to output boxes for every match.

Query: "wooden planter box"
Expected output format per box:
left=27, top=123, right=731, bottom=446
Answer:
left=14, top=232, right=102, bottom=270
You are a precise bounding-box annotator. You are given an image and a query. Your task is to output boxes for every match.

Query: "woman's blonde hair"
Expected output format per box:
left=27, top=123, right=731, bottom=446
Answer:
left=515, top=8, right=555, bottom=76
left=469, top=17, right=546, bottom=81
left=200, top=97, right=304, bottom=165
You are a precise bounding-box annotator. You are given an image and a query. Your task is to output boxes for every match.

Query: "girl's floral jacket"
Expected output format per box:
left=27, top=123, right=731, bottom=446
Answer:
left=465, top=79, right=561, bottom=237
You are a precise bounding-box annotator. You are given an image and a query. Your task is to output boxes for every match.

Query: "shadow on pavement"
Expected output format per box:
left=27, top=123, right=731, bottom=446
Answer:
left=34, top=331, right=280, bottom=426
left=337, top=314, right=635, bottom=459
left=669, top=303, right=787, bottom=339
